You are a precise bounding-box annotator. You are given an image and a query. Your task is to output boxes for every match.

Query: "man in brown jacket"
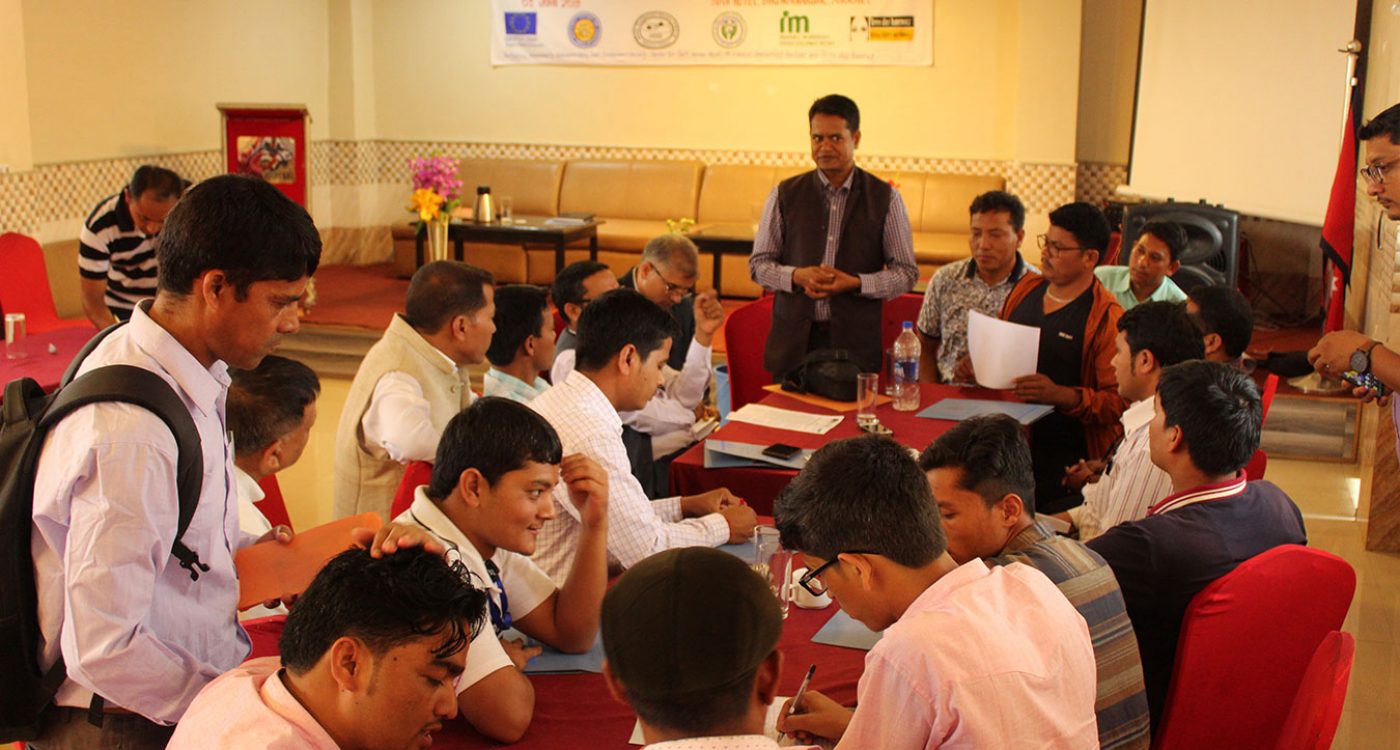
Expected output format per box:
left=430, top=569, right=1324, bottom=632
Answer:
left=1000, top=202, right=1126, bottom=514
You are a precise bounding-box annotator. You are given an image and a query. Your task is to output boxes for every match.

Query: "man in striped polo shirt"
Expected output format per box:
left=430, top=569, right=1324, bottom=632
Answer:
left=78, top=165, right=185, bottom=327
left=921, top=415, right=1152, bottom=750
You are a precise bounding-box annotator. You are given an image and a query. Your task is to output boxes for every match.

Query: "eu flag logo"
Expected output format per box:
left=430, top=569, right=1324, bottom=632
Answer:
left=505, top=12, right=537, bottom=35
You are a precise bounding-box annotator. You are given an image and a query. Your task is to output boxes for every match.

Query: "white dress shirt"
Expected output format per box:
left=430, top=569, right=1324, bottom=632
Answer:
left=394, top=488, right=558, bottom=692
left=529, top=371, right=729, bottom=584
left=361, top=347, right=475, bottom=463
left=552, top=338, right=712, bottom=458
left=31, top=301, right=254, bottom=724
left=1069, top=395, right=1174, bottom=541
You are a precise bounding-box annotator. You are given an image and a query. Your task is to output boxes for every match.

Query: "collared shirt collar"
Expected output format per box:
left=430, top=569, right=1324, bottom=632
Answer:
left=1001, top=519, right=1057, bottom=556
left=260, top=666, right=341, bottom=747
left=1122, top=395, right=1156, bottom=433
left=963, top=251, right=1030, bottom=285
left=484, top=368, right=548, bottom=398
left=1146, top=472, right=1248, bottom=517
left=817, top=169, right=855, bottom=193
left=233, top=465, right=266, bottom=505
left=127, top=299, right=229, bottom=418
left=907, top=558, right=995, bottom=614
left=562, top=369, right=624, bottom=436
left=406, top=488, right=502, bottom=597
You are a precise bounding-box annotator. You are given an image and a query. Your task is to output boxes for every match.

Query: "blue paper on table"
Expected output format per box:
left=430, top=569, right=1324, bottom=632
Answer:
left=717, top=541, right=755, bottom=564
left=500, top=629, right=607, bottom=674
left=916, top=398, right=1055, bottom=426
left=704, top=440, right=814, bottom=470
left=811, top=610, right=882, bottom=651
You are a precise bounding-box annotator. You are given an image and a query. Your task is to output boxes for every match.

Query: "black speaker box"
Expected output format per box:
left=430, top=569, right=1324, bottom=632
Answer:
left=1119, top=200, right=1240, bottom=294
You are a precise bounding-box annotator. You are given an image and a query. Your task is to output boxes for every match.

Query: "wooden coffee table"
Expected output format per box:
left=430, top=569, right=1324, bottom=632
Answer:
left=414, top=216, right=601, bottom=273
left=688, top=223, right=756, bottom=291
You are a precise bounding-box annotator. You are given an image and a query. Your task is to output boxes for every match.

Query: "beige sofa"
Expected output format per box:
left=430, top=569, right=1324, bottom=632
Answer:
left=391, top=158, right=1005, bottom=296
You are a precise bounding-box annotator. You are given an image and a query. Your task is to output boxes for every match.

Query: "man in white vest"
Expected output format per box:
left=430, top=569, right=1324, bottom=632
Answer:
left=334, top=261, right=496, bottom=520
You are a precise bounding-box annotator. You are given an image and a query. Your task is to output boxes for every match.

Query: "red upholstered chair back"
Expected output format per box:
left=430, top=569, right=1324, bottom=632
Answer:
left=1260, top=372, right=1279, bottom=423
left=724, top=295, right=774, bottom=412
left=254, top=474, right=294, bottom=532
left=880, top=292, right=925, bottom=354
left=1243, top=449, right=1268, bottom=481
left=391, top=460, right=435, bottom=519
left=1153, top=545, right=1356, bottom=750
left=1272, top=631, right=1354, bottom=750
left=0, top=232, right=93, bottom=334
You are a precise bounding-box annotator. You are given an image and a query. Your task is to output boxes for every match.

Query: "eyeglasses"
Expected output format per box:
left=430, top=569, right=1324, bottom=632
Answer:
left=1036, top=234, right=1083, bottom=255
left=649, top=263, right=695, bottom=298
left=797, top=550, right=880, bottom=596
left=1360, top=158, right=1400, bottom=186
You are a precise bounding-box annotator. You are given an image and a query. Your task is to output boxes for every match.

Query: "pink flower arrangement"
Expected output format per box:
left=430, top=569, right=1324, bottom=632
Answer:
left=408, top=154, right=462, bottom=223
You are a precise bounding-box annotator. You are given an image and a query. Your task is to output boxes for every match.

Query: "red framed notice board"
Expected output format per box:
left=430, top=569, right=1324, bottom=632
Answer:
left=218, top=104, right=309, bottom=207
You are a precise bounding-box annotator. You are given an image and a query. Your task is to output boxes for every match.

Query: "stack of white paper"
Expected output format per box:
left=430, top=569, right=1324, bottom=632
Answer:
left=727, top=404, right=843, bottom=435
left=967, top=311, right=1041, bottom=389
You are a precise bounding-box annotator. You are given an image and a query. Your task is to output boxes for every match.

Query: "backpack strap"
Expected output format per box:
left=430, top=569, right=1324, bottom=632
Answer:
left=58, top=322, right=127, bottom=389
left=40, top=365, right=208, bottom=581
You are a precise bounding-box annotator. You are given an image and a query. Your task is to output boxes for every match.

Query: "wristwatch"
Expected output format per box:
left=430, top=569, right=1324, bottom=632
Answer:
left=1349, top=340, right=1381, bottom=375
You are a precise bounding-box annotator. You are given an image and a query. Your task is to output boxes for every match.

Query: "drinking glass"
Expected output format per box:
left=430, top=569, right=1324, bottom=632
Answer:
left=499, top=195, right=514, bottom=223
left=753, top=525, right=793, bottom=619
left=857, top=372, right=879, bottom=430
left=4, top=313, right=27, bottom=359
left=881, top=347, right=896, bottom=395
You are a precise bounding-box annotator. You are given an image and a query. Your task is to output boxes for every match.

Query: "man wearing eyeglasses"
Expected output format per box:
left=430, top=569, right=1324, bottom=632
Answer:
left=772, top=435, right=1098, bottom=748
left=999, top=202, right=1127, bottom=515
left=78, top=165, right=186, bottom=328
left=749, top=94, right=918, bottom=379
left=1309, top=101, right=1400, bottom=461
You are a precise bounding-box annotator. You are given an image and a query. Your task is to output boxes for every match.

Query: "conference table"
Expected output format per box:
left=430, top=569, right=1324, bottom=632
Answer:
left=244, top=595, right=866, bottom=749
left=0, top=326, right=97, bottom=401
left=670, top=383, right=1017, bottom=515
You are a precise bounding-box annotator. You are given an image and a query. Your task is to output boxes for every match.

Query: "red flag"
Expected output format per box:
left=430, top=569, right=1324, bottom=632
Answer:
left=1320, top=99, right=1359, bottom=333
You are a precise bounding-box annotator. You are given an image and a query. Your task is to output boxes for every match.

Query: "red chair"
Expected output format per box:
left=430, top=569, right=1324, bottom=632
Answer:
left=880, top=292, right=925, bottom=354
left=0, top=232, right=95, bottom=334
left=723, top=295, right=774, bottom=412
left=1152, top=545, right=1356, bottom=750
left=390, top=460, right=435, bottom=519
left=1243, top=449, right=1268, bottom=481
left=1272, top=631, right=1354, bottom=750
left=1261, top=372, right=1279, bottom=423
left=254, top=474, right=295, bottom=532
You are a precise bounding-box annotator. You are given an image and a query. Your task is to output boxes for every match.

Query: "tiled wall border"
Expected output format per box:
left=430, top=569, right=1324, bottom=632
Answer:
left=2, top=140, right=1122, bottom=263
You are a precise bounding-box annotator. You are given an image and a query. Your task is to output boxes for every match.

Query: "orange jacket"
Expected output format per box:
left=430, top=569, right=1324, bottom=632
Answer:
left=1000, top=273, right=1127, bottom=459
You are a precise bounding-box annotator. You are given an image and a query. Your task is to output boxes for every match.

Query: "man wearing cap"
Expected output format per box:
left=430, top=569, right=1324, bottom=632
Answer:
left=601, top=547, right=821, bottom=750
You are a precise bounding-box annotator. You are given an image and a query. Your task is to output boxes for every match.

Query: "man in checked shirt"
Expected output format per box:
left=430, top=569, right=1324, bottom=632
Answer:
left=749, top=94, right=918, bottom=379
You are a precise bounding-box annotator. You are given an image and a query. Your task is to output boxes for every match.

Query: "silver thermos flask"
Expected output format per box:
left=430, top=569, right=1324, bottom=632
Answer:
left=473, top=186, right=496, bottom=225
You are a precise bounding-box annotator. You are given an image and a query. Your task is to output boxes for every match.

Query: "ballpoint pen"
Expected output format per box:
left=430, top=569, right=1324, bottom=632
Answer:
left=777, top=664, right=816, bottom=743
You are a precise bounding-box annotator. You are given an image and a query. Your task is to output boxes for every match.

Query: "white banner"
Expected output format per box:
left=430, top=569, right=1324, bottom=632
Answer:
left=490, top=1, right=933, bottom=67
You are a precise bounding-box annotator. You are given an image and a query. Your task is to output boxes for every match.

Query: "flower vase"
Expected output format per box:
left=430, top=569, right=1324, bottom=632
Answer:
left=426, top=216, right=451, bottom=263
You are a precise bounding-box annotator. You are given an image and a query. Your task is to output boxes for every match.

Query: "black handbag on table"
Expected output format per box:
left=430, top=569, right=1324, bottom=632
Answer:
left=781, top=348, right=864, bottom=402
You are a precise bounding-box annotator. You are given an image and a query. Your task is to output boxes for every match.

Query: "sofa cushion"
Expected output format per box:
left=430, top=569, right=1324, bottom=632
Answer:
left=559, top=160, right=704, bottom=222
left=456, top=158, right=566, bottom=218
left=912, top=231, right=973, bottom=266
left=696, top=164, right=807, bottom=225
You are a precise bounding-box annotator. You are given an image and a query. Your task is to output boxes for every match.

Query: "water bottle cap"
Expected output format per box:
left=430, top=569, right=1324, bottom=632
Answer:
left=902, top=321, right=913, bottom=330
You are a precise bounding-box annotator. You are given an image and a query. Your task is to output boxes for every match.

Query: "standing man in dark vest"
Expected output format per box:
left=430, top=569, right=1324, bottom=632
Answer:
left=749, top=94, right=918, bottom=378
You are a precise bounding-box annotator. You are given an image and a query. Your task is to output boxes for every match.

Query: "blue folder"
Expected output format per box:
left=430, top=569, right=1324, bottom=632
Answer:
left=811, top=609, right=882, bottom=651
left=499, top=629, right=607, bottom=674
left=917, top=398, right=1054, bottom=425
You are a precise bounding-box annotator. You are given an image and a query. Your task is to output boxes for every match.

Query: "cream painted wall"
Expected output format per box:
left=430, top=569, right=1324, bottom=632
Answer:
left=0, top=0, right=33, bottom=171
left=370, top=0, right=1081, bottom=164
left=20, top=0, right=332, bottom=163
left=1076, top=0, right=1141, bottom=164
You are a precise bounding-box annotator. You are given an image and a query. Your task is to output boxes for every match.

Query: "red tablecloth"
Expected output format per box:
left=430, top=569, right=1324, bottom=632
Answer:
left=0, top=327, right=97, bottom=397
left=671, top=383, right=1015, bottom=514
left=243, top=604, right=866, bottom=749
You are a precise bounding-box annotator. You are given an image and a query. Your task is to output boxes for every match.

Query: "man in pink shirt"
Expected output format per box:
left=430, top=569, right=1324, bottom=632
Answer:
left=774, top=436, right=1099, bottom=749
left=168, top=546, right=487, bottom=750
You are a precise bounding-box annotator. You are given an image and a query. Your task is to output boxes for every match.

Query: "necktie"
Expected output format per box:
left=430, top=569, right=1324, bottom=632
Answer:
left=483, top=559, right=512, bottom=633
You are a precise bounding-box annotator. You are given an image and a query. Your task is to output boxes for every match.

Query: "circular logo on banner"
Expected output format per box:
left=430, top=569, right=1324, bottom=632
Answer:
left=569, top=12, right=602, bottom=48
left=712, top=12, right=746, bottom=48
left=633, top=11, right=679, bottom=49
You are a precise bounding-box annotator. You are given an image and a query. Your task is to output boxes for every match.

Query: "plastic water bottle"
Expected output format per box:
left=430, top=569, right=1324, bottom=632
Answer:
left=892, top=321, right=920, bottom=411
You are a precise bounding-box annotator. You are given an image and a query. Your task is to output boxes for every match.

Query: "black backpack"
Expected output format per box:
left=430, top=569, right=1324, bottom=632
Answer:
left=781, top=348, right=864, bottom=402
left=0, top=323, right=206, bottom=741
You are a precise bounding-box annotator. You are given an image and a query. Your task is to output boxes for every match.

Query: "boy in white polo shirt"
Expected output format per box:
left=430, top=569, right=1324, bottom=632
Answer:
left=393, top=397, right=610, bottom=743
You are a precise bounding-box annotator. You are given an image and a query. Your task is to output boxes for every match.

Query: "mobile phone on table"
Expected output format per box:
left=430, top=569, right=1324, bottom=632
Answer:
left=762, top=443, right=803, bottom=460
